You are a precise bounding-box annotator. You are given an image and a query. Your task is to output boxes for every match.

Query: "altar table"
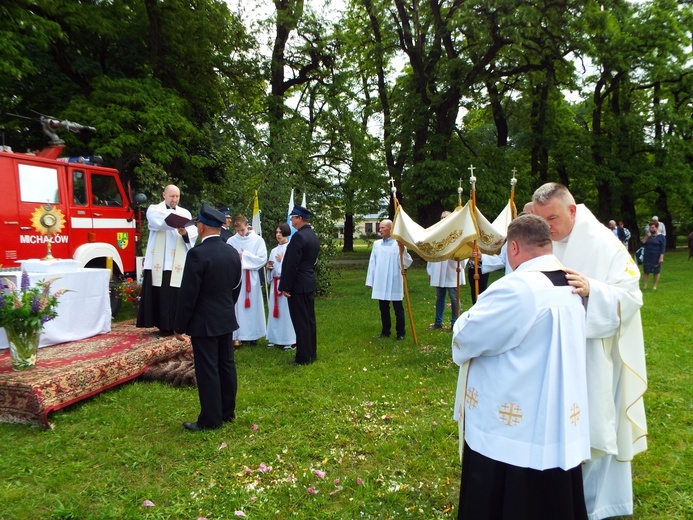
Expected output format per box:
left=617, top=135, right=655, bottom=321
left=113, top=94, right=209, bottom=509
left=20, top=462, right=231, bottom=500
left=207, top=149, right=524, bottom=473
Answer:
left=0, top=268, right=111, bottom=349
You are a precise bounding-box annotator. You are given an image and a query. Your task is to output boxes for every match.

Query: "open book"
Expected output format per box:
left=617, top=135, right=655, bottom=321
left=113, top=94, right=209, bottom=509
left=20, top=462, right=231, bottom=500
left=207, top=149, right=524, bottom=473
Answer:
left=164, top=213, right=195, bottom=228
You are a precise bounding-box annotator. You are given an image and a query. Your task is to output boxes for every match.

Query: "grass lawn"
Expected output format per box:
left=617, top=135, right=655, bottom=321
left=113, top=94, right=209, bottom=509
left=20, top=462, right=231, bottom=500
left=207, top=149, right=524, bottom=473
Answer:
left=0, top=251, right=690, bottom=519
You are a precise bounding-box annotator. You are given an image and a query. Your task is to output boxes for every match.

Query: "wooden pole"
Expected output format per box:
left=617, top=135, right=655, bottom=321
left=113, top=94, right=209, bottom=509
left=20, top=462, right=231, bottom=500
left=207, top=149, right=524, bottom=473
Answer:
left=390, top=178, right=417, bottom=345
left=456, top=178, right=464, bottom=321
left=469, top=165, right=479, bottom=299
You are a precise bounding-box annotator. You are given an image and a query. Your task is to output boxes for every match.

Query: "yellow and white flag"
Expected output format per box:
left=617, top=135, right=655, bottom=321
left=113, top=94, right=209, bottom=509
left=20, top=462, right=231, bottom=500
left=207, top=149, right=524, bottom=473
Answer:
left=252, top=190, right=262, bottom=236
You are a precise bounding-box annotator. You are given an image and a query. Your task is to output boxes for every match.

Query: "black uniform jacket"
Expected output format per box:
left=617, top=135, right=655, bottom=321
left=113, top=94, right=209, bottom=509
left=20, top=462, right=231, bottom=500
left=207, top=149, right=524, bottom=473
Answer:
left=278, top=224, right=319, bottom=294
left=174, top=235, right=242, bottom=336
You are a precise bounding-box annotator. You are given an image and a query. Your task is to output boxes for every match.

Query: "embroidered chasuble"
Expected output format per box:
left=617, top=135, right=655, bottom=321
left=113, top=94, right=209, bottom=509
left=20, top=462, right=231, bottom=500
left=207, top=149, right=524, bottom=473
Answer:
left=142, top=201, right=197, bottom=288
left=452, top=254, right=590, bottom=471
left=227, top=231, right=268, bottom=341
left=552, top=204, right=646, bottom=520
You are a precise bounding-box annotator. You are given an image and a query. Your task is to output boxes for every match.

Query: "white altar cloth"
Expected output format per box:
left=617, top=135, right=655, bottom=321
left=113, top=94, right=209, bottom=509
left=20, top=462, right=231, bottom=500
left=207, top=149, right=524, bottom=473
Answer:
left=1, top=268, right=111, bottom=349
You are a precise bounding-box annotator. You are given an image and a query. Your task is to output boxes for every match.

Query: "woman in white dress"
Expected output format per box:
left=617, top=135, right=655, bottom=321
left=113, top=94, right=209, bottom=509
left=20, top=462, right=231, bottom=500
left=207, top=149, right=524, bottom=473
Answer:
left=266, top=223, right=296, bottom=349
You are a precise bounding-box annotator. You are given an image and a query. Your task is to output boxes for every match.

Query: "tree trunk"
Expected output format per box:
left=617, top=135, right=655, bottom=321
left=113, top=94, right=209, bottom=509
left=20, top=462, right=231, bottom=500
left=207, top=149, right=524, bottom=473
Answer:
left=342, top=213, right=354, bottom=252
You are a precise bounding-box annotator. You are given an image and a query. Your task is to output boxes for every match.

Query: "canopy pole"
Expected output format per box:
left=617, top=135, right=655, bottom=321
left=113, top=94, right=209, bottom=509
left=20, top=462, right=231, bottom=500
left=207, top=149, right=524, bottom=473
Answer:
left=455, top=178, right=464, bottom=321
left=390, top=178, right=417, bottom=345
left=469, top=165, right=480, bottom=299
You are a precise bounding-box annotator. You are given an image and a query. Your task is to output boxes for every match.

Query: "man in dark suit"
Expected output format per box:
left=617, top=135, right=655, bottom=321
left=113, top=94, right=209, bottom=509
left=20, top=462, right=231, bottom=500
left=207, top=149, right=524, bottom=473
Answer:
left=174, top=204, right=242, bottom=431
left=218, top=207, right=233, bottom=242
left=279, top=205, right=320, bottom=365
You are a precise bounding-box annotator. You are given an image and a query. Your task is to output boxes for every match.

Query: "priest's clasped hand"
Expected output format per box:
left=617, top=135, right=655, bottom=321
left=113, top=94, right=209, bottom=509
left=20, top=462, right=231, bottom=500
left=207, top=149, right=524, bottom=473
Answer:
left=564, top=268, right=590, bottom=298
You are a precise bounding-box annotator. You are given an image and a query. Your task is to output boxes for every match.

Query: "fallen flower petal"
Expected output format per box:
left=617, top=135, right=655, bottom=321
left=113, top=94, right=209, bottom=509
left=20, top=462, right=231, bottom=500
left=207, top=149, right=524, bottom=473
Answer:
left=142, top=500, right=155, bottom=507
left=252, top=424, right=259, bottom=431
left=235, top=511, right=246, bottom=517
left=329, top=486, right=344, bottom=496
left=357, top=477, right=364, bottom=485
left=333, top=478, right=340, bottom=484
left=315, top=469, right=326, bottom=478
left=219, top=442, right=227, bottom=450
left=307, top=487, right=318, bottom=494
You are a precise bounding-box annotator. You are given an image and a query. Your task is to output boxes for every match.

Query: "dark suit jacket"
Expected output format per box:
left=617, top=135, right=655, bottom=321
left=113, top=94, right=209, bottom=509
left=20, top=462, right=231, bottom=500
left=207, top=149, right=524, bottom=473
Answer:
left=279, top=224, right=319, bottom=294
left=174, top=235, right=242, bottom=337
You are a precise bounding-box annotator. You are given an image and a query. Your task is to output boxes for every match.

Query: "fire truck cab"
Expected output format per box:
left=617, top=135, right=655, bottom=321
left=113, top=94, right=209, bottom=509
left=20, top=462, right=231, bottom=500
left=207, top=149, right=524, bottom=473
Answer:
left=0, top=118, right=139, bottom=281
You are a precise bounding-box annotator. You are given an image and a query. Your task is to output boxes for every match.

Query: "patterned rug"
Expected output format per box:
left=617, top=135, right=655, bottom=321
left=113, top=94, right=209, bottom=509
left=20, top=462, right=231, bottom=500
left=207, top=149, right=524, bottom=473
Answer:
left=0, top=321, right=192, bottom=428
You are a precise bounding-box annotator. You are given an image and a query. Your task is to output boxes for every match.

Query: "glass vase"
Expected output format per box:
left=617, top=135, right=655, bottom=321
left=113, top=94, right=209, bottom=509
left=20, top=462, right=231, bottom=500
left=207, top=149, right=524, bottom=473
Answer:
left=5, top=325, right=40, bottom=371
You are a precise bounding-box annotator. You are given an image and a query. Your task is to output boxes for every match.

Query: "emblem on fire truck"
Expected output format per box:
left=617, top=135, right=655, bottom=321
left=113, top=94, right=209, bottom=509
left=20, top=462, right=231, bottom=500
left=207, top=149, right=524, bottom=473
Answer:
left=117, top=232, right=129, bottom=249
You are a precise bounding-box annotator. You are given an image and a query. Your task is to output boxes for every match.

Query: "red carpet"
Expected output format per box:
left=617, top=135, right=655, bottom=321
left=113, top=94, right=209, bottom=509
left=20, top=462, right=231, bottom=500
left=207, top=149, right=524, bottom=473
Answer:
left=0, top=321, right=191, bottom=428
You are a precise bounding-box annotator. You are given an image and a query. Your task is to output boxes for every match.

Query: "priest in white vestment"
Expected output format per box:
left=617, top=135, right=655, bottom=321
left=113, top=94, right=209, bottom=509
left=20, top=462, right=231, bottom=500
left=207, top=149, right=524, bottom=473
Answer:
left=366, top=219, right=413, bottom=340
left=137, top=184, right=198, bottom=335
left=452, top=214, right=590, bottom=519
left=266, top=223, right=296, bottom=349
left=533, top=183, right=646, bottom=520
left=227, top=215, right=267, bottom=343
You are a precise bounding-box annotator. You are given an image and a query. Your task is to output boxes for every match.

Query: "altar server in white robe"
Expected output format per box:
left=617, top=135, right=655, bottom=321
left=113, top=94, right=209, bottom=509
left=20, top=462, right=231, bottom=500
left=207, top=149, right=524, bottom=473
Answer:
left=227, top=215, right=267, bottom=344
left=266, top=222, right=296, bottom=349
left=366, top=219, right=413, bottom=340
left=533, top=183, right=646, bottom=520
left=453, top=214, right=590, bottom=519
left=137, top=184, right=198, bottom=335
left=427, top=211, right=466, bottom=330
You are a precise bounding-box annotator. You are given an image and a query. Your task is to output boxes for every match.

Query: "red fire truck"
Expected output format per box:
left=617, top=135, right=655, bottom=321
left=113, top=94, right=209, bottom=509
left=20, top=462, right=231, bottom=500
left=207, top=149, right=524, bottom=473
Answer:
left=0, top=116, right=143, bottom=312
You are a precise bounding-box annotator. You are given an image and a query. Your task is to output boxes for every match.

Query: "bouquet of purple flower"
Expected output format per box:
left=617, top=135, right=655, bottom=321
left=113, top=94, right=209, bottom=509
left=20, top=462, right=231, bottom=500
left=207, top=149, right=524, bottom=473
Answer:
left=1, top=271, right=67, bottom=370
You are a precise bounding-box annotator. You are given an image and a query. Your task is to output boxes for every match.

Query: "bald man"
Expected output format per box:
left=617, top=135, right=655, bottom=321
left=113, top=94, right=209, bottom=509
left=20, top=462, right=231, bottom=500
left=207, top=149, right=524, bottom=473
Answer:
left=137, top=184, right=198, bottom=335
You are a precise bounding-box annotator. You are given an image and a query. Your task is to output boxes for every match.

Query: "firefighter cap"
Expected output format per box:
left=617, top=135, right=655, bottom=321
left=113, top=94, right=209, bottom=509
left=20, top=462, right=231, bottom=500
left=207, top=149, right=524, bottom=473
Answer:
left=197, top=204, right=225, bottom=228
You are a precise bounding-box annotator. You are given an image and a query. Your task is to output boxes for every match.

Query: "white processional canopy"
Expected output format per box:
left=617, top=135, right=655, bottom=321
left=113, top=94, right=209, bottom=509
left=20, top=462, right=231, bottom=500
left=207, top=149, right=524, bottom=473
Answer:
left=392, top=200, right=515, bottom=262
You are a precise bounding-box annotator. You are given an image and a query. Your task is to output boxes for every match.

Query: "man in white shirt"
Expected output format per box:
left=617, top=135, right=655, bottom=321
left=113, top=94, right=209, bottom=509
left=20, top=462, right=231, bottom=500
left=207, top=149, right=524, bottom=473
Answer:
left=453, top=214, right=590, bottom=519
left=532, top=183, right=646, bottom=520
left=227, top=215, right=267, bottom=345
left=366, top=219, right=413, bottom=340
left=137, top=184, right=198, bottom=336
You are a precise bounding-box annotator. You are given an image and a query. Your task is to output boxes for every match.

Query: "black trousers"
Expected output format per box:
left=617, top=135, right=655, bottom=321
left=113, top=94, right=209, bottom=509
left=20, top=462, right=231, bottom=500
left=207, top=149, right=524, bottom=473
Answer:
left=136, top=270, right=179, bottom=331
left=288, top=291, right=317, bottom=364
left=466, top=264, right=490, bottom=304
left=458, top=442, right=587, bottom=520
left=190, top=333, right=237, bottom=428
left=378, top=299, right=405, bottom=337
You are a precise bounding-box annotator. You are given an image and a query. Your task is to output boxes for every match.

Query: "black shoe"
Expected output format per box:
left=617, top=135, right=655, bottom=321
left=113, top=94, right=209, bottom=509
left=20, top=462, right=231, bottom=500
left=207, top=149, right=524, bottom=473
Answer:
left=158, top=330, right=174, bottom=337
left=183, top=421, right=203, bottom=431
left=222, top=416, right=235, bottom=423
left=375, top=333, right=390, bottom=338
left=396, top=335, right=405, bottom=341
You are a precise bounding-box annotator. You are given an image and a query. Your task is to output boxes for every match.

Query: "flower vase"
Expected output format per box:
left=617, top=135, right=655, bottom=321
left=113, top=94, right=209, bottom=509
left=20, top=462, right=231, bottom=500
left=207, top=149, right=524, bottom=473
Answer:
left=5, top=325, right=40, bottom=371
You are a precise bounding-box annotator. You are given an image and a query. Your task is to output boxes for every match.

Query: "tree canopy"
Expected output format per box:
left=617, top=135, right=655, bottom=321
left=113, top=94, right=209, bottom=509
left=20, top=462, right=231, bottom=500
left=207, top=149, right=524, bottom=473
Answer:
left=1, top=0, right=691, bottom=251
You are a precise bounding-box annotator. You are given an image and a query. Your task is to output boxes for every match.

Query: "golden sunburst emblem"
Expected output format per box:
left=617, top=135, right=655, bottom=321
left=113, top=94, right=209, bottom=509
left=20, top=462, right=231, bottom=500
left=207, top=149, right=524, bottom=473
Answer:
left=30, top=204, right=66, bottom=260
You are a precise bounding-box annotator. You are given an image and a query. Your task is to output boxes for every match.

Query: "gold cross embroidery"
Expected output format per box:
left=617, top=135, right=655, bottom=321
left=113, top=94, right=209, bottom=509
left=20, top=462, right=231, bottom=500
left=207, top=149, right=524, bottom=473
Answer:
left=153, top=263, right=162, bottom=272
left=465, top=387, right=479, bottom=409
left=498, top=403, right=523, bottom=426
left=570, top=403, right=581, bottom=426
left=174, top=264, right=184, bottom=273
